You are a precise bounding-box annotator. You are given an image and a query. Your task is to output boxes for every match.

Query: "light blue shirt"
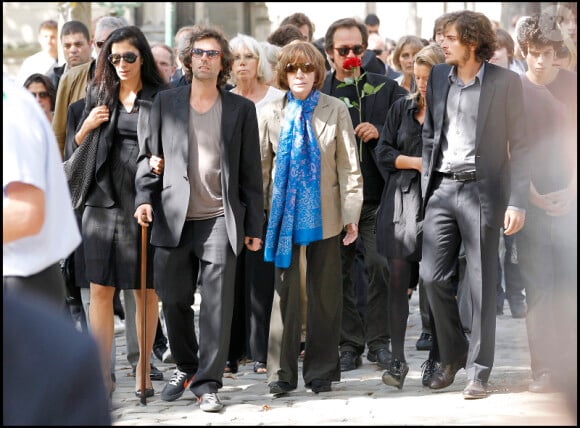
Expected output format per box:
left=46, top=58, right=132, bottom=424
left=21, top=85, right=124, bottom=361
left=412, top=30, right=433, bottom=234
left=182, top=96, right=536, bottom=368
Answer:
left=437, top=62, right=485, bottom=174
left=3, top=74, right=81, bottom=276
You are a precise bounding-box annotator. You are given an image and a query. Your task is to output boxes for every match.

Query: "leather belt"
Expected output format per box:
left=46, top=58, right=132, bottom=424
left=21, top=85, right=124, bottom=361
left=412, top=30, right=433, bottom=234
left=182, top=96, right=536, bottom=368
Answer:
left=436, top=170, right=477, bottom=182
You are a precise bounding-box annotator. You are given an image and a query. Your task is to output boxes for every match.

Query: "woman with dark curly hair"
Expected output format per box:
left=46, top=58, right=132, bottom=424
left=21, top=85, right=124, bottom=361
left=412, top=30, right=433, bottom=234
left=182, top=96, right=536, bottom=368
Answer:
left=23, top=73, right=56, bottom=122
left=72, top=25, right=167, bottom=398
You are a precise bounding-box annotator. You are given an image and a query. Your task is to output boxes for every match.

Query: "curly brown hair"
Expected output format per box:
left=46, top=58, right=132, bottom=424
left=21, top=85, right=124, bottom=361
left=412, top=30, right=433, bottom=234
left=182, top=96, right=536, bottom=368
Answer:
left=441, top=10, right=497, bottom=62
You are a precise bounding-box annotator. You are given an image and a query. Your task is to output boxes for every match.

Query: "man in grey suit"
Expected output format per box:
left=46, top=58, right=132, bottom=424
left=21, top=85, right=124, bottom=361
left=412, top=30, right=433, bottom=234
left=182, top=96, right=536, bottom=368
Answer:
left=420, top=10, right=530, bottom=400
left=134, top=26, right=264, bottom=412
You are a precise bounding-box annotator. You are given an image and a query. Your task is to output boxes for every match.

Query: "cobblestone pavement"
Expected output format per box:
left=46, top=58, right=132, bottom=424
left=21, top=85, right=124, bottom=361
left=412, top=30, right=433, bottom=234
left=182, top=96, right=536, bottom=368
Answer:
left=110, top=291, right=575, bottom=425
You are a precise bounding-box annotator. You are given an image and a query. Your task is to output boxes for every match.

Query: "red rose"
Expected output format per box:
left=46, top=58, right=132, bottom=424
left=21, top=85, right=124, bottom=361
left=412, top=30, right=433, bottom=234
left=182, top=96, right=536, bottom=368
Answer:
left=343, top=57, right=362, bottom=70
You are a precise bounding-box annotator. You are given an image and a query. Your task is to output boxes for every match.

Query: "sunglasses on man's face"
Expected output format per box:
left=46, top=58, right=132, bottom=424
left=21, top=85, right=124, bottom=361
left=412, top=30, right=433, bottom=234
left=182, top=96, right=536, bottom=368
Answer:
left=108, top=52, right=139, bottom=65
left=285, top=62, right=316, bottom=73
left=191, top=48, right=222, bottom=59
left=334, top=45, right=365, bottom=56
left=95, top=40, right=106, bottom=49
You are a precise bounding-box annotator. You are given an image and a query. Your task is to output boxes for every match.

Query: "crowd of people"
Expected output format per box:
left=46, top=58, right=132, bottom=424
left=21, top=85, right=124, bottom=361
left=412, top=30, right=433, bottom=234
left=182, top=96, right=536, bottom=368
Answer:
left=3, top=5, right=577, bottom=424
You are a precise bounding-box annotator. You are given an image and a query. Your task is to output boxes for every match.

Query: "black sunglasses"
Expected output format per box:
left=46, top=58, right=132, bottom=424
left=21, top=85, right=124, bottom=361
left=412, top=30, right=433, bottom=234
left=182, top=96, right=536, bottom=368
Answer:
left=108, top=52, right=139, bottom=65
left=191, top=48, right=221, bottom=59
left=30, top=91, right=50, bottom=99
left=285, top=62, right=316, bottom=73
left=371, top=49, right=383, bottom=56
left=334, top=45, right=365, bottom=56
left=96, top=40, right=106, bottom=49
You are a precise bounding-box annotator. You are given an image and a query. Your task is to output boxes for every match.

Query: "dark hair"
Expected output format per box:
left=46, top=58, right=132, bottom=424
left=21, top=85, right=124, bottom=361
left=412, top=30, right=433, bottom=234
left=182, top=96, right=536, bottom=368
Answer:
left=495, top=28, right=515, bottom=65
left=432, top=13, right=450, bottom=41
left=181, top=26, right=233, bottom=87
left=280, top=12, right=315, bottom=42
left=516, top=14, right=564, bottom=57
left=324, top=18, right=369, bottom=53
left=275, top=41, right=326, bottom=91
left=440, top=10, right=497, bottom=62
left=267, top=24, right=306, bottom=47
left=93, top=26, right=165, bottom=109
left=60, top=20, right=90, bottom=42
left=23, top=73, right=57, bottom=111
left=364, top=13, right=380, bottom=27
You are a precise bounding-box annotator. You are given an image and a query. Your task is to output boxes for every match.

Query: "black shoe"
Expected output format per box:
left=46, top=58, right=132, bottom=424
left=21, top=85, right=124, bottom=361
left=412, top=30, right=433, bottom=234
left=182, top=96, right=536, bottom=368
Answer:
left=373, top=348, right=392, bottom=369
left=429, top=355, right=467, bottom=390
left=529, top=372, right=554, bottom=393
left=153, top=344, right=167, bottom=362
left=421, top=358, right=439, bottom=387
left=160, top=369, right=195, bottom=402
left=509, top=302, right=527, bottom=319
left=340, top=351, right=362, bottom=371
left=496, top=302, right=504, bottom=315
left=135, top=388, right=154, bottom=398
left=463, top=379, right=488, bottom=399
left=132, top=363, right=164, bottom=381
left=269, top=381, right=296, bottom=395
left=382, top=358, right=409, bottom=390
left=415, top=333, right=433, bottom=351
left=224, top=360, right=239, bottom=374
left=309, top=379, right=331, bottom=394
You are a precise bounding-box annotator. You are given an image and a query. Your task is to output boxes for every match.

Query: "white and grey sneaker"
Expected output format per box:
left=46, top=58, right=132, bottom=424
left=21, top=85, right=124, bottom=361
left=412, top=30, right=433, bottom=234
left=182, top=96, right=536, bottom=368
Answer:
left=198, top=392, right=224, bottom=412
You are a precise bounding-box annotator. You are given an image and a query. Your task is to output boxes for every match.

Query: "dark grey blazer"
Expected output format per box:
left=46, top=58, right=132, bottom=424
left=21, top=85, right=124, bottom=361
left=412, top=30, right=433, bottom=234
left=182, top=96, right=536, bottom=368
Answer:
left=421, top=62, right=530, bottom=228
left=135, top=85, right=264, bottom=255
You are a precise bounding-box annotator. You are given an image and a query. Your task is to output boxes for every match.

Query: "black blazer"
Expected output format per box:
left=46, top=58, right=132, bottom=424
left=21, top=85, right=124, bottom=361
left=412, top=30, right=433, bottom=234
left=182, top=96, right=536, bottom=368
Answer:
left=135, top=85, right=264, bottom=255
left=322, top=70, right=407, bottom=203
left=76, top=83, right=164, bottom=208
left=421, top=62, right=530, bottom=228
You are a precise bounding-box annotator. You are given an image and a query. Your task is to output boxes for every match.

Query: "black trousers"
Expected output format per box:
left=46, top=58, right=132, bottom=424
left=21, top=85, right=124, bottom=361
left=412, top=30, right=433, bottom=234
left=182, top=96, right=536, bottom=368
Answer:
left=154, top=217, right=236, bottom=395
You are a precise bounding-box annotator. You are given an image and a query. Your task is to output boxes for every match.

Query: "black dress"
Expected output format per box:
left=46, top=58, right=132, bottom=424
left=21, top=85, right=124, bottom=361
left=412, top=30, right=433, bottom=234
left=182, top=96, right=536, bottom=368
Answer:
left=83, top=98, right=153, bottom=290
left=375, top=96, right=423, bottom=261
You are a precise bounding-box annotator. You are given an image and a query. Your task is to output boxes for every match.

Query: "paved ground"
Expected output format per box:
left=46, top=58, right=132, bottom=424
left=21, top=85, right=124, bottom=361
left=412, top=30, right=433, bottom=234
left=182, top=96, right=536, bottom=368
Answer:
left=110, top=291, right=575, bottom=426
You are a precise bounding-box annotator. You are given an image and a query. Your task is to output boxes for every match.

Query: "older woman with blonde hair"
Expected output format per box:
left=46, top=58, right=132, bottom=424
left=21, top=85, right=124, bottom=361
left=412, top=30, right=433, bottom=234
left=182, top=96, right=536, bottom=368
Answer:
left=224, top=33, right=285, bottom=376
left=260, top=41, right=363, bottom=395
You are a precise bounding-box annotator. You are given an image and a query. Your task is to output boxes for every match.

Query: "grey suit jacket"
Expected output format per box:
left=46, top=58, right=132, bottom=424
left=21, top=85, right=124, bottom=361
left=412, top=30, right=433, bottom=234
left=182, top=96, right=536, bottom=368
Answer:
left=135, top=85, right=264, bottom=255
left=421, top=62, right=530, bottom=228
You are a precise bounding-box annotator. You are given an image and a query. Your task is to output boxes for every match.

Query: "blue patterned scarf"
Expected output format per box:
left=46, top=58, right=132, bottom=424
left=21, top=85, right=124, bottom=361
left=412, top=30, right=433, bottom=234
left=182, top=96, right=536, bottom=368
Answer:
left=264, top=89, right=322, bottom=268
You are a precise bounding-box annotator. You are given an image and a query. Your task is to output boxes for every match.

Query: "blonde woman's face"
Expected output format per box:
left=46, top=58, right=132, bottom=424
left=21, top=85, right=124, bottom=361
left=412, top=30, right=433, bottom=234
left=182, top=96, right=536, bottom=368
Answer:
left=232, top=49, right=259, bottom=83
left=399, top=44, right=421, bottom=75
left=413, top=63, right=431, bottom=100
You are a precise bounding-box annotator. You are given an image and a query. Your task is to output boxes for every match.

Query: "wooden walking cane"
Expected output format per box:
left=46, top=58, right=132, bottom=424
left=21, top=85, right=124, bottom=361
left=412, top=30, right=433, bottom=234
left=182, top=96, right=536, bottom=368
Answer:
left=139, top=221, right=148, bottom=405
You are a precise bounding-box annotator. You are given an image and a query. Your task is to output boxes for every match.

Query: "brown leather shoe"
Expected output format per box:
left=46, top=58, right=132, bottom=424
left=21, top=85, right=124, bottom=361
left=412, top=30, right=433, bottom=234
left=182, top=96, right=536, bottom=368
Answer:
left=463, top=379, right=488, bottom=399
left=428, top=356, right=466, bottom=390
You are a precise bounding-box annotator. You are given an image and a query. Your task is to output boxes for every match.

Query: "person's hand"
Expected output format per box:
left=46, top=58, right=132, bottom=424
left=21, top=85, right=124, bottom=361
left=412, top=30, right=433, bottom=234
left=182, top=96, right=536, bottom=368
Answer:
left=543, top=188, right=575, bottom=217
left=245, top=236, right=262, bottom=251
left=354, top=122, right=379, bottom=143
left=503, top=209, right=525, bottom=235
left=86, top=105, right=110, bottom=131
left=149, top=155, right=164, bottom=175
left=134, top=204, right=153, bottom=227
left=342, top=223, right=358, bottom=245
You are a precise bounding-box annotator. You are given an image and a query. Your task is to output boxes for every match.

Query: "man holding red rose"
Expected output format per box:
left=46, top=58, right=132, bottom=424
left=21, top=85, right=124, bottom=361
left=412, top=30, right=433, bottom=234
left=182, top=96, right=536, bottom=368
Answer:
left=321, top=17, right=407, bottom=372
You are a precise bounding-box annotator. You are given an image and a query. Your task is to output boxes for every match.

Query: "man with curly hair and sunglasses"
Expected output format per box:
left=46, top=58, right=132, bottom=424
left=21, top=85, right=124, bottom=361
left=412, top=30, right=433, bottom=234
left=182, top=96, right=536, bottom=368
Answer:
left=134, top=25, right=263, bottom=412
left=322, top=17, right=406, bottom=374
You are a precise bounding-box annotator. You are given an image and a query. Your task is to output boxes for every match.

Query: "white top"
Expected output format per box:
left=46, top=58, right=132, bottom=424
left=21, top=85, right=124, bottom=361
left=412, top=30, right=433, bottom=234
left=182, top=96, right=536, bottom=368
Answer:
left=3, top=74, right=81, bottom=276
left=255, top=86, right=285, bottom=112
left=15, top=51, right=58, bottom=86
